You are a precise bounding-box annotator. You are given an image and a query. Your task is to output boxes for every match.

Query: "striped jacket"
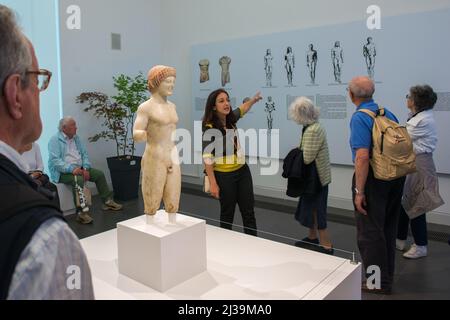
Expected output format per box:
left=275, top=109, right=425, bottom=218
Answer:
left=300, top=122, right=331, bottom=186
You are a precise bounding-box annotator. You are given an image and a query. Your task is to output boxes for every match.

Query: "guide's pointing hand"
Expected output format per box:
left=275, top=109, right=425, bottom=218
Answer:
left=252, top=92, right=263, bottom=104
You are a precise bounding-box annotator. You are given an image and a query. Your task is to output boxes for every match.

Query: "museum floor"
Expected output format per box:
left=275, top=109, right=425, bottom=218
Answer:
left=66, top=183, right=450, bottom=300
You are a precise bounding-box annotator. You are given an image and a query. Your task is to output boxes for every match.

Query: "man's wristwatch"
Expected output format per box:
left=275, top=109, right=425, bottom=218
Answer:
left=354, top=187, right=365, bottom=196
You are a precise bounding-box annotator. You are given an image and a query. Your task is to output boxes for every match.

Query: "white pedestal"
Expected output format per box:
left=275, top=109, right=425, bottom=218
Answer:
left=117, top=210, right=207, bottom=292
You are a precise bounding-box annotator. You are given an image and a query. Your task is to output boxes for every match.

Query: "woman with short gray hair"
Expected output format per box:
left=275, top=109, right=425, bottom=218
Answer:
left=396, top=85, right=444, bottom=259
left=288, top=97, right=333, bottom=254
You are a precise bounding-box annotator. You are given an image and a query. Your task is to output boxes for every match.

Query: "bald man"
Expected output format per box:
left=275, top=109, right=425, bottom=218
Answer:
left=348, top=76, right=405, bottom=295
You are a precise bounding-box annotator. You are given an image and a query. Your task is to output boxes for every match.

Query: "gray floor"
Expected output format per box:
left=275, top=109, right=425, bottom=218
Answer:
left=67, top=186, right=450, bottom=300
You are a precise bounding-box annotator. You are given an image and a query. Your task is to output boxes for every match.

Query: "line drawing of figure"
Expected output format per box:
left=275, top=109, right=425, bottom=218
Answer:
left=199, top=59, right=210, bottom=83
left=331, top=41, right=344, bottom=83
left=284, top=46, right=295, bottom=86
left=133, top=65, right=180, bottom=222
left=264, top=96, right=276, bottom=131
left=363, top=37, right=376, bottom=79
left=219, top=56, right=231, bottom=87
left=264, top=49, right=273, bottom=87
left=306, top=44, right=318, bottom=84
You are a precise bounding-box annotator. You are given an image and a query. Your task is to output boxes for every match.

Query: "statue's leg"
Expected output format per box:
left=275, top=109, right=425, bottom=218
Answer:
left=163, top=163, right=181, bottom=214
left=142, top=159, right=167, bottom=215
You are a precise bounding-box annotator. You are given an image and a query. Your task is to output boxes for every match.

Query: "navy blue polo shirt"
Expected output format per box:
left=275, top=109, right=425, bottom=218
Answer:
left=349, top=99, right=398, bottom=162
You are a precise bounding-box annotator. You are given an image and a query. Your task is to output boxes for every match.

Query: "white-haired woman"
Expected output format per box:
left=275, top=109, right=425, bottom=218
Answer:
left=396, top=85, right=444, bottom=259
left=289, top=97, right=333, bottom=254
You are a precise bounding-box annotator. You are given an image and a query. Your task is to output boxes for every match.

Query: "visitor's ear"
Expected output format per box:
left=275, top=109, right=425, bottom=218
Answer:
left=3, top=74, right=23, bottom=120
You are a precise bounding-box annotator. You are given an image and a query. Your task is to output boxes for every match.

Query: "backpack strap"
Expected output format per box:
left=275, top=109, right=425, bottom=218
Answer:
left=358, top=109, right=376, bottom=119
left=358, top=106, right=385, bottom=118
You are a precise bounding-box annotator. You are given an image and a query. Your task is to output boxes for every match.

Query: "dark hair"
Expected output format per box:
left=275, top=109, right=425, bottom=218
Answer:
left=202, top=88, right=237, bottom=133
left=409, top=85, right=437, bottom=112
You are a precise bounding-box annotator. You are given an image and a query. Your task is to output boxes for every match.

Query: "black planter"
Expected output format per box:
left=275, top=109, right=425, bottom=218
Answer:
left=107, top=155, right=142, bottom=201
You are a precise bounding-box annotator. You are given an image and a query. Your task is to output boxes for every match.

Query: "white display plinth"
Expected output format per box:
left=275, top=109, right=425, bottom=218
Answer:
left=117, top=211, right=207, bottom=292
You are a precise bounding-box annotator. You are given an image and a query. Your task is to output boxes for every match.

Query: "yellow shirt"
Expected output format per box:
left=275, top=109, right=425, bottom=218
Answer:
left=202, top=108, right=245, bottom=172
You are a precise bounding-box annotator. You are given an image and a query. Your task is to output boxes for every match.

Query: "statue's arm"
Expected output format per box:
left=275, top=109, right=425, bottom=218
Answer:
left=133, top=106, right=149, bottom=142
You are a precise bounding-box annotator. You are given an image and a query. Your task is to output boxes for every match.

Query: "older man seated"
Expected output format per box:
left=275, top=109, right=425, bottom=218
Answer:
left=48, top=116, right=122, bottom=224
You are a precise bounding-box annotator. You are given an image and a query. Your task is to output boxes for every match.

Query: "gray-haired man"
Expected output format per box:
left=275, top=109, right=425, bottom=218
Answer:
left=0, top=5, right=94, bottom=299
left=348, top=76, right=405, bottom=295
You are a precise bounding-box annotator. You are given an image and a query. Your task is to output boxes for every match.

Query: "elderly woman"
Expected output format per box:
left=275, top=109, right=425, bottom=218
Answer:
left=289, top=97, right=333, bottom=254
left=396, top=85, right=444, bottom=259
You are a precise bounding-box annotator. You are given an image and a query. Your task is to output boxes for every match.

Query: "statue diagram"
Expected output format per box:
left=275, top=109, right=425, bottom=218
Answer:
left=264, top=96, right=276, bottom=131
left=306, top=44, right=318, bottom=84
left=284, top=46, right=295, bottom=86
left=363, top=37, right=376, bottom=79
left=219, top=56, right=232, bottom=87
left=199, top=59, right=210, bottom=83
left=264, top=48, right=274, bottom=87
left=331, top=41, right=344, bottom=83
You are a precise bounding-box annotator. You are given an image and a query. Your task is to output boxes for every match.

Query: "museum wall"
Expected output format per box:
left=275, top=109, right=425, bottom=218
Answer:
left=159, top=0, right=450, bottom=225
left=58, top=0, right=161, bottom=184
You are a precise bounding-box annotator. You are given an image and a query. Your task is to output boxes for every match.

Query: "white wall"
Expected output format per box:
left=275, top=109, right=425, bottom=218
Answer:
left=159, top=0, right=450, bottom=225
left=58, top=0, right=161, bottom=184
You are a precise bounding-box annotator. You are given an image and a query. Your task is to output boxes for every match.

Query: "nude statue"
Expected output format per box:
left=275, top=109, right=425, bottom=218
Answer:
left=133, top=65, right=180, bottom=222
left=363, top=37, right=376, bottom=79
left=265, top=96, right=276, bottom=131
left=219, top=56, right=231, bottom=87
left=199, top=59, right=210, bottom=83
left=306, top=44, right=318, bottom=84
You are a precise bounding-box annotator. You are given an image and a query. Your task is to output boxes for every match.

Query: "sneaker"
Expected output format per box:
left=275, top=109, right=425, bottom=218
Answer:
left=396, top=239, right=406, bottom=251
left=76, top=212, right=93, bottom=224
left=102, top=199, right=123, bottom=211
left=295, top=237, right=319, bottom=248
left=403, top=244, right=427, bottom=259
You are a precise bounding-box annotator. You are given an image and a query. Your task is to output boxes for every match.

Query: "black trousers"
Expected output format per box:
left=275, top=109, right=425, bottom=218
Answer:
left=397, top=207, right=428, bottom=246
left=214, top=164, right=257, bottom=236
left=352, top=168, right=405, bottom=290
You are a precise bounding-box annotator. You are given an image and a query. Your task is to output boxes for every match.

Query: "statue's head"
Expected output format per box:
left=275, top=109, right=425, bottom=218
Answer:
left=147, top=65, right=176, bottom=93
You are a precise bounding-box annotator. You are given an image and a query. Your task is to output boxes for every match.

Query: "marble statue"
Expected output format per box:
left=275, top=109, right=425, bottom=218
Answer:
left=133, top=65, right=181, bottom=222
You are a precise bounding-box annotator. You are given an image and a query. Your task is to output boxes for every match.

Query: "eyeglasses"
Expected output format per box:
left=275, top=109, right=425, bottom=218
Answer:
left=26, top=69, right=52, bottom=92
left=406, top=94, right=410, bottom=99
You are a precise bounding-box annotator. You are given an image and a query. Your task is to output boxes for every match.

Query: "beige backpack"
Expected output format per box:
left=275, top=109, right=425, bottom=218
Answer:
left=359, top=108, right=416, bottom=181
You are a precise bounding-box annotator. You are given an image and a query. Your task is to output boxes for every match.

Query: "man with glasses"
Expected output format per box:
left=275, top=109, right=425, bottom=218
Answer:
left=0, top=5, right=94, bottom=299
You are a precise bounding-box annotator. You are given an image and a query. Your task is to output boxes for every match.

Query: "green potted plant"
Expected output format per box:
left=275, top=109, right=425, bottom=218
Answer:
left=76, top=72, right=148, bottom=200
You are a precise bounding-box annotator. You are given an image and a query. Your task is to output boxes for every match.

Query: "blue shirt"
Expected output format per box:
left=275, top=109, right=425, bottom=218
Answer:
left=349, top=99, right=398, bottom=162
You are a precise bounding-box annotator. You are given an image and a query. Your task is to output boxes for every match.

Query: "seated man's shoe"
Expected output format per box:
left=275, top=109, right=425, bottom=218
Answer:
left=295, top=237, right=319, bottom=248
left=403, top=244, right=427, bottom=259
left=361, top=282, right=392, bottom=295
left=76, top=211, right=93, bottom=224
left=102, top=198, right=123, bottom=211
